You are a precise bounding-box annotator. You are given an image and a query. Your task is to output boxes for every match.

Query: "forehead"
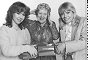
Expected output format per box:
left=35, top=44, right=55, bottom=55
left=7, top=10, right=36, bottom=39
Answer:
left=64, top=9, right=72, bottom=12
left=38, top=8, right=48, bottom=13
left=14, top=7, right=26, bottom=13
left=61, top=8, right=73, bottom=14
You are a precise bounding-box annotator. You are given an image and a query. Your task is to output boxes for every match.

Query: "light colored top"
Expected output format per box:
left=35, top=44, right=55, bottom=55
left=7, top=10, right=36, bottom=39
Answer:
left=58, top=17, right=86, bottom=60
left=0, top=25, right=31, bottom=60
left=65, top=22, right=72, bottom=41
left=60, top=22, right=72, bottom=42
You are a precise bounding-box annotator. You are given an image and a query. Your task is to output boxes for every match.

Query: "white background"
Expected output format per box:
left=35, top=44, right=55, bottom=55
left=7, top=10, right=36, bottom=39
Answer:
left=0, top=0, right=86, bottom=28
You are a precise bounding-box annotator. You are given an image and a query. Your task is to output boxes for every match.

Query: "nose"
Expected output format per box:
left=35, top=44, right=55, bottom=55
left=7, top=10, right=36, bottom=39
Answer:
left=64, top=13, right=68, bottom=18
left=40, top=14, right=44, bottom=17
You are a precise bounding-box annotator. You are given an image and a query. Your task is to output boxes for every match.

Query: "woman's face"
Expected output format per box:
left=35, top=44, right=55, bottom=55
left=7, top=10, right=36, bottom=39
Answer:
left=13, top=12, right=25, bottom=25
left=37, top=9, right=48, bottom=24
left=61, top=10, right=74, bottom=24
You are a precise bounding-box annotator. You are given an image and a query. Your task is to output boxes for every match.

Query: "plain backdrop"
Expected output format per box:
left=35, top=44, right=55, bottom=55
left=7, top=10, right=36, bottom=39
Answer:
left=0, top=0, right=86, bottom=28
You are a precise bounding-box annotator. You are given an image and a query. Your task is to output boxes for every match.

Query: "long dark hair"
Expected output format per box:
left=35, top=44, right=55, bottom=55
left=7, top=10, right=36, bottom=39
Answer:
left=4, top=1, right=30, bottom=29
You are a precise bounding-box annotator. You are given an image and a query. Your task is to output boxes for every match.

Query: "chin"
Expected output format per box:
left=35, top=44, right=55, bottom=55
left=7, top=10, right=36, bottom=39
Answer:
left=39, top=21, right=46, bottom=24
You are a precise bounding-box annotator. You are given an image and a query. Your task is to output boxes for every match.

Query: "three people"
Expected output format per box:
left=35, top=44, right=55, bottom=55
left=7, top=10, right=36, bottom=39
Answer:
left=0, top=2, right=37, bottom=60
left=0, top=1, right=86, bottom=60
left=55, top=2, right=86, bottom=60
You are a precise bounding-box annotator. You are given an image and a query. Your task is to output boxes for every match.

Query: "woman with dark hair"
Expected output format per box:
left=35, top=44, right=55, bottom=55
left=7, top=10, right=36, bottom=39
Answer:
left=55, top=2, right=86, bottom=60
left=22, top=3, right=59, bottom=60
left=0, top=1, right=37, bottom=60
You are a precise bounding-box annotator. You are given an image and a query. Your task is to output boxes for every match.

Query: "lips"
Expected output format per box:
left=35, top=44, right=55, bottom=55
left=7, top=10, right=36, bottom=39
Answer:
left=17, top=18, right=23, bottom=23
left=39, top=17, right=45, bottom=20
left=64, top=17, right=70, bottom=21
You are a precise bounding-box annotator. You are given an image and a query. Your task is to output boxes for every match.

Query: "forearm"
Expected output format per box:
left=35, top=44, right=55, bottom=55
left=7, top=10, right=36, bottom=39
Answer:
left=65, top=40, right=86, bottom=53
left=1, top=45, right=31, bottom=57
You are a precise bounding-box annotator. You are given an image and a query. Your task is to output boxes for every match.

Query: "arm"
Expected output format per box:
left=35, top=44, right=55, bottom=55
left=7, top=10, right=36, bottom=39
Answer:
left=25, top=28, right=31, bottom=44
left=49, top=21, right=59, bottom=40
left=0, top=28, right=34, bottom=57
left=66, top=18, right=87, bottom=53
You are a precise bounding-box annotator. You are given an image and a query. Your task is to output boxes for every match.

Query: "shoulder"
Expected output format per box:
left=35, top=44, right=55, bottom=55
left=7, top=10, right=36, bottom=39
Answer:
left=26, top=19, right=36, bottom=24
left=25, top=19, right=37, bottom=26
left=80, top=17, right=87, bottom=26
left=79, top=17, right=86, bottom=25
left=80, top=17, right=86, bottom=22
left=0, top=25, right=10, bottom=32
left=0, top=25, right=10, bottom=36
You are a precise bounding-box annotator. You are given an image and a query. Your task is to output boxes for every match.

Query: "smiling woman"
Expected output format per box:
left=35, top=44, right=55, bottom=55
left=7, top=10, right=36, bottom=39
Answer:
left=0, top=1, right=37, bottom=60
left=22, top=3, right=59, bottom=60
left=12, top=12, right=25, bottom=25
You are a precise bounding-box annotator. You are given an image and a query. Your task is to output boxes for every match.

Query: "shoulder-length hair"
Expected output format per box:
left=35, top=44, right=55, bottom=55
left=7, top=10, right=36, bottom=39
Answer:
left=58, top=2, right=81, bottom=29
left=58, top=2, right=76, bottom=17
left=59, top=15, right=81, bottom=30
left=5, top=1, right=30, bottom=29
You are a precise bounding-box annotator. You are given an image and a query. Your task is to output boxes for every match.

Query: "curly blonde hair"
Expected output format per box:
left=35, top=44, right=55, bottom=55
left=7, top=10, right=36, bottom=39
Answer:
left=35, top=3, right=51, bottom=16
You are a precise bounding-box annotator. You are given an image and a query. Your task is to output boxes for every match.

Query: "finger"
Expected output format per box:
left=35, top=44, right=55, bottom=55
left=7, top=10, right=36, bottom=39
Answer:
left=31, top=54, right=34, bottom=57
left=34, top=53, right=37, bottom=57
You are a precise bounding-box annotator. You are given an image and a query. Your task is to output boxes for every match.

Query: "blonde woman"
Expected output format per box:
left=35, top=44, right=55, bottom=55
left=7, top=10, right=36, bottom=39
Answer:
left=55, top=2, right=86, bottom=60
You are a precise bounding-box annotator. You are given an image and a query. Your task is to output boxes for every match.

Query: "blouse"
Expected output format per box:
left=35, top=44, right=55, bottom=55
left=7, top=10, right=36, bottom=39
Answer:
left=24, top=19, right=59, bottom=46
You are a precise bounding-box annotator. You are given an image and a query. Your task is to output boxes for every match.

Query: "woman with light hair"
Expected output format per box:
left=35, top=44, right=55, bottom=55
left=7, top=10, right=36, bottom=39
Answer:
left=22, top=3, right=59, bottom=60
left=55, top=2, right=86, bottom=60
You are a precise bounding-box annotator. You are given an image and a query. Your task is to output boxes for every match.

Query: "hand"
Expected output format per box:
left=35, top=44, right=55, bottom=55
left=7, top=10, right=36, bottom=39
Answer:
left=53, top=38, right=60, bottom=45
left=57, top=43, right=65, bottom=54
left=28, top=45, right=37, bottom=57
left=18, top=52, right=31, bottom=60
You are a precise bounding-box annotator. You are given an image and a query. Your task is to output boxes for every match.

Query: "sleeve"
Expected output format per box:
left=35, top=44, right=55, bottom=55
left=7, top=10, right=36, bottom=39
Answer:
left=65, top=18, right=87, bottom=53
left=25, top=28, right=31, bottom=44
left=0, top=28, right=32, bottom=57
left=49, top=21, right=59, bottom=40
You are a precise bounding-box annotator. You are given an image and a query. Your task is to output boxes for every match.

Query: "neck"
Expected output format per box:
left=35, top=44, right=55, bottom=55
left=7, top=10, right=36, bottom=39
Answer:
left=12, top=20, right=20, bottom=31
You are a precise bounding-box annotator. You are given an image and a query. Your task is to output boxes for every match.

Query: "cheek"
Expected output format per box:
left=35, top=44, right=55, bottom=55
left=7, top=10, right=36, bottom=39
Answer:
left=61, top=15, right=64, bottom=19
left=70, top=14, right=74, bottom=20
left=23, top=16, right=25, bottom=19
left=13, top=14, right=17, bottom=20
left=45, top=15, right=47, bottom=18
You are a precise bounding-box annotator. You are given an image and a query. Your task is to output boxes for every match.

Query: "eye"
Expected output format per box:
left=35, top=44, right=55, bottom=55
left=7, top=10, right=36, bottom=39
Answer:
left=22, top=13, right=25, bottom=16
left=39, top=12, right=42, bottom=15
left=16, top=12, right=20, bottom=14
left=66, top=11, right=70, bottom=14
left=44, top=13, right=47, bottom=15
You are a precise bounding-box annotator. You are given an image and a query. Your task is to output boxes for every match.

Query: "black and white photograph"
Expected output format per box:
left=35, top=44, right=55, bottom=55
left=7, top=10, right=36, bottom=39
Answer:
left=0, top=0, right=87, bottom=60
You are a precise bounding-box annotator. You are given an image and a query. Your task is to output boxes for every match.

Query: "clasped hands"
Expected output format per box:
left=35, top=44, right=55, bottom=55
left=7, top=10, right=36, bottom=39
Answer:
left=55, top=42, right=66, bottom=55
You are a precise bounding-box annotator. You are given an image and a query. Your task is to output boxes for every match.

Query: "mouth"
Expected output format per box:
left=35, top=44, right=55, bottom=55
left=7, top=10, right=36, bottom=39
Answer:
left=64, top=17, right=70, bottom=21
left=39, top=17, right=45, bottom=20
left=17, top=19, right=23, bottom=22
